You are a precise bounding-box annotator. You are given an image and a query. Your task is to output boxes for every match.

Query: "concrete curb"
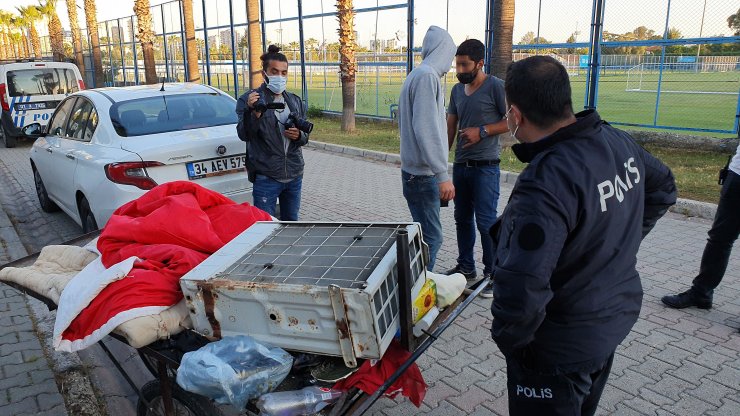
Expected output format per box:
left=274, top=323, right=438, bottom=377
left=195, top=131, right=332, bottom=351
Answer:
left=0, top=205, right=28, bottom=262
left=306, top=141, right=718, bottom=220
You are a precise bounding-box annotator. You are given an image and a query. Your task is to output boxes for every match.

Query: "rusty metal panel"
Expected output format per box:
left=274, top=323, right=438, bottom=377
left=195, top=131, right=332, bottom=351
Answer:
left=180, top=222, right=427, bottom=361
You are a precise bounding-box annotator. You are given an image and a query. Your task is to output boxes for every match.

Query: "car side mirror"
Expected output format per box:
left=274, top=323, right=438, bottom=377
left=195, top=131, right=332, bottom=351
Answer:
left=21, top=122, right=44, bottom=137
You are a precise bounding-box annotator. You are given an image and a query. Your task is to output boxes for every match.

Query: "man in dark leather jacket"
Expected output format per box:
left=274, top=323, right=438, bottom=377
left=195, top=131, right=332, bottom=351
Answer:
left=236, top=45, right=309, bottom=220
left=490, top=56, right=677, bottom=415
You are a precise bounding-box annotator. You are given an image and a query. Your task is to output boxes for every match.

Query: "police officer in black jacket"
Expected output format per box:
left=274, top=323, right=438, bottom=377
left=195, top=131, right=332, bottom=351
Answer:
left=490, top=56, right=677, bottom=415
left=236, top=45, right=309, bottom=220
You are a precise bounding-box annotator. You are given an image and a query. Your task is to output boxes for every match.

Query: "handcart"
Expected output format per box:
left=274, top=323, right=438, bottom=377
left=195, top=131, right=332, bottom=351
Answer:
left=1, top=227, right=490, bottom=416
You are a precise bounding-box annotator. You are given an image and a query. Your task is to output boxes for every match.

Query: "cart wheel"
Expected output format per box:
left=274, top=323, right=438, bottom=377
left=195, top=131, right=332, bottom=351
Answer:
left=136, top=379, right=224, bottom=416
left=139, top=350, right=178, bottom=380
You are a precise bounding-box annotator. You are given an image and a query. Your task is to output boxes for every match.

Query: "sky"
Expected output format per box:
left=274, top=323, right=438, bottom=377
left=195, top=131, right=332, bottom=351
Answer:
left=1, top=0, right=737, bottom=48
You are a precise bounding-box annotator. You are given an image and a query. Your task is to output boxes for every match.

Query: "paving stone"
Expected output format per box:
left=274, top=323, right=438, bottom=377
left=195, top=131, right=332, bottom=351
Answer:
left=0, top=396, right=39, bottom=415
left=9, top=379, right=59, bottom=402
left=2, top=143, right=740, bottom=415
left=661, top=394, right=717, bottom=415
left=446, top=384, right=490, bottom=413
left=707, top=398, right=740, bottom=416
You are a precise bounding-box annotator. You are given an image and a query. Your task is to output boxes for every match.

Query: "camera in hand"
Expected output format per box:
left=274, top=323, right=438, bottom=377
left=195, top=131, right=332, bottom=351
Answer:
left=253, top=94, right=286, bottom=113
left=285, top=113, right=314, bottom=134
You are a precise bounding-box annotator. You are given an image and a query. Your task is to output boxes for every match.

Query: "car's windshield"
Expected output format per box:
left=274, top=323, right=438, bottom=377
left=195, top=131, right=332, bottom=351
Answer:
left=110, top=93, right=238, bottom=137
left=6, top=68, right=79, bottom=97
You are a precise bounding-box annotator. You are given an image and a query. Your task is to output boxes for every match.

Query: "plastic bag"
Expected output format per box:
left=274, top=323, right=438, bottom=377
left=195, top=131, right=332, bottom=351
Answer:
left=427, top=272, right=466, bottom=308
left=176, top=335, right=293, bottom=410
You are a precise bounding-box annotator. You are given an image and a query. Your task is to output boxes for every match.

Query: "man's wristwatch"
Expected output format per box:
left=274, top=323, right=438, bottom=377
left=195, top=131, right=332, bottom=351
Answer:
left=479, top=125, right=488, bottom=139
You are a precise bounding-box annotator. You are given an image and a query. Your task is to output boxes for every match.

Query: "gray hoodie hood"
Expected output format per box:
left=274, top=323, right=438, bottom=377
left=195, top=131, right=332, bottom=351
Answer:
left=421, top=26, right=456, bottom=77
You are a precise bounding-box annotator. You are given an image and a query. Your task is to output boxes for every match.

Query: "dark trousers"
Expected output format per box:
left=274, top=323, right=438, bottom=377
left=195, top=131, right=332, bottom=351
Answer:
left=506, top=353, right=615, bottom=416
left=692, top=170, right=740, bottom=297
left=452, top=163, right=500, bottom=275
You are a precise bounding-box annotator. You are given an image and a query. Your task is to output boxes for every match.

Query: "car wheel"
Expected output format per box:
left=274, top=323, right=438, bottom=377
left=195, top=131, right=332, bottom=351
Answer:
left=79, top=197, right=98, bottom=233
left=136, top=379, right=224, bottom=416
left=0, top=125, right=16, bottom=148
left=34, top=168, right=60, bottom=212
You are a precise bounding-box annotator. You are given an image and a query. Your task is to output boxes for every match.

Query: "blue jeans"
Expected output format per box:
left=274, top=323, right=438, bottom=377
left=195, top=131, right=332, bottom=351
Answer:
left=253, top=174, right=302, bottom=221
left=452, top=163, right=500, bottom=275
left=402, top=170, right=443, bottom=271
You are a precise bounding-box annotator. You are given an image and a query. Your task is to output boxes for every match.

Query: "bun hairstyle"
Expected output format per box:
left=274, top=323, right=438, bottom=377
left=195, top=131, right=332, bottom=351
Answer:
left=261, top=45, right=288, bottom=71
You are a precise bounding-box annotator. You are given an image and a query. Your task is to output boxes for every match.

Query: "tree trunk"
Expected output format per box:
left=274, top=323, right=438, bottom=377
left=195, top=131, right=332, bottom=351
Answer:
left=21, top=32, right=29, bottom=58
left=246, top=0, right=263, bottom=89
left=49, top=14, right=65, bottom=61
left=29, top=25, right=41, bottom=59
left=134, top=0, right=158, bottom=84
left=182, top=0, right=199, bottom=83
left=492, top=0, right=515, bottom=79
left=67, top=0, right=86, bottom=76
left=337, top=0, right=357, bottom=132
left=84, top=0, right=105, bottom=87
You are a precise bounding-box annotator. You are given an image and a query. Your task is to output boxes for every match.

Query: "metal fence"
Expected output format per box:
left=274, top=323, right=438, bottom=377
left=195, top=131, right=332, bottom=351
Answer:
left=38, top=0, right=740, bottom=135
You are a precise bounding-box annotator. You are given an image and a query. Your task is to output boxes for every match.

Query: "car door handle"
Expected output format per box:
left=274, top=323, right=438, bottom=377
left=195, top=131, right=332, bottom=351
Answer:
left=65, top=153, right=75, bottom=160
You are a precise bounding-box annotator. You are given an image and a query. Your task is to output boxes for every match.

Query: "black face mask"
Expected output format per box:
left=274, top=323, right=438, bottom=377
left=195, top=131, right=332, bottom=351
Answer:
left=456, top=67, right=479, bottom=84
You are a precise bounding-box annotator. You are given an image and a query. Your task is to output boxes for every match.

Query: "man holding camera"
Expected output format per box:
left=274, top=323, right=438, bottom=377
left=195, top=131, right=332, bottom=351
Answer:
left=236, top=45, right=311, bottom=220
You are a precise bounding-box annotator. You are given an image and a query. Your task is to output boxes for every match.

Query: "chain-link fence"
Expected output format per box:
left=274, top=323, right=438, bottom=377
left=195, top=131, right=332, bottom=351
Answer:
left=37, top=0, right=740, bottom=135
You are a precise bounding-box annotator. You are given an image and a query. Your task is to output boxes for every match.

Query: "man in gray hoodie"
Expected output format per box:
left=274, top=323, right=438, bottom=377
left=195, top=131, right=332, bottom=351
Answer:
left=399, top=26, right=457, bottom=271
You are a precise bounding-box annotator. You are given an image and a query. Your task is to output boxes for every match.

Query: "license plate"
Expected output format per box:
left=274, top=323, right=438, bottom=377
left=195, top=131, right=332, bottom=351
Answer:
left=15, top=102, right=50, bottom=111
left=186, top=155, right=247, bottom=180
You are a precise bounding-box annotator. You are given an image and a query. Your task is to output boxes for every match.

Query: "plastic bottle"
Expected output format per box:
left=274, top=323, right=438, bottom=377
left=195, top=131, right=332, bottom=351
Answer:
left=256, top=386, right=344, bottom=416
left=413, top=306, right=440, bottom=337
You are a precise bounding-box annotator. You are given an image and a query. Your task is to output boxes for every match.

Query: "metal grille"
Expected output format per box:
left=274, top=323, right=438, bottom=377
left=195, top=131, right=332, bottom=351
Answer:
left=221, top=223, right=410, bottom=289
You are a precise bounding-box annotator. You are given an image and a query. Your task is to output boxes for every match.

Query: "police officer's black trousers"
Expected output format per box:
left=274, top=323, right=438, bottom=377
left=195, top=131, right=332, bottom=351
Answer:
left=692, top=170, right=740, bottom=297
left=506, top=352, right=615, bottom=416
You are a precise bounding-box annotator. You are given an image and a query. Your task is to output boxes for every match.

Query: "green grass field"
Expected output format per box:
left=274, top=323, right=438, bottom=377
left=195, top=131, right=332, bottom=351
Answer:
left=214, top=69, right=739, bottom=137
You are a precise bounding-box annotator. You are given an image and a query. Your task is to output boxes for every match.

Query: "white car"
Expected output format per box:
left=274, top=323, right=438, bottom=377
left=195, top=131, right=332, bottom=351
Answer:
left=28, top=83, right=252, bottom=232
left=0, top=60, right=84, bottom=148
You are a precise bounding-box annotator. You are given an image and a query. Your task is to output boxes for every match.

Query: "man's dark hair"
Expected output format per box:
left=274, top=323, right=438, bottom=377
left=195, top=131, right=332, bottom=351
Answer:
left=505, top=55, right=573, bottom=128
left=455, top=39, right=485, bottom=63
left=261, top=45, right=288, bottom=70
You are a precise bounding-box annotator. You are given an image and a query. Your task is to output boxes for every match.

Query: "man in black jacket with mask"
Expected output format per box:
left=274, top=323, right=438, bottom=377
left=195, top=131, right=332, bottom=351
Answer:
left=236, top=45, right=309, bottom=220
left=490, top=56, right=677, bottom=415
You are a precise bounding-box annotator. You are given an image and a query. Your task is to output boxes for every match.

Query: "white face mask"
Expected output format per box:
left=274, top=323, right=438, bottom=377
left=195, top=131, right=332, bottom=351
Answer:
left=505, top=106, right=520, bottom=142
left=266, top=75, right=287, bottom=94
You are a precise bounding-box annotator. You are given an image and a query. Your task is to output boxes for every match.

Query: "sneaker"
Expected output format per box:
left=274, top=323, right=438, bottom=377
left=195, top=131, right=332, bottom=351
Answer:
left=479, top=281, right=494, bottom=299
left=444, top=265, right=478, bottom=282
left=463, top=273, right=493, bottom=297
left=661, top=289, right=712, bottom=309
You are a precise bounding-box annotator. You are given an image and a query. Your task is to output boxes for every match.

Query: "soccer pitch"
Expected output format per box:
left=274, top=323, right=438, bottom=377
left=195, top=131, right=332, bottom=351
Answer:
left=218, top=69, right=739, bottom=135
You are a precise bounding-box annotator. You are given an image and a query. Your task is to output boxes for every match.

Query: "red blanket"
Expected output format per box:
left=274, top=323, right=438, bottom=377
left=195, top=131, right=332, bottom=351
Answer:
left=60, top=181, right=272, bottom=345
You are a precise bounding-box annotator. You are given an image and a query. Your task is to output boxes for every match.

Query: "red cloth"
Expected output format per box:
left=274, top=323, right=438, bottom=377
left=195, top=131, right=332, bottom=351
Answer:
left=61, top=181, right=272, bottom=343
left=333, top=340, right=428, bottom=407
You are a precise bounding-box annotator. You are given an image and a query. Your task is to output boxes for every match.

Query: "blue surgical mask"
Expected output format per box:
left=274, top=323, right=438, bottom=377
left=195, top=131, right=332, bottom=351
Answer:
left=266, top=75, right=287, bottom=94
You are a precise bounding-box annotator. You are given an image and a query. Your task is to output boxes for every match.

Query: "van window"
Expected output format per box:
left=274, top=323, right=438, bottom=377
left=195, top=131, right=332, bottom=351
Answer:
left=6, top=68, right=79, bottom=97
left=109, top=93, right=238, bottom=137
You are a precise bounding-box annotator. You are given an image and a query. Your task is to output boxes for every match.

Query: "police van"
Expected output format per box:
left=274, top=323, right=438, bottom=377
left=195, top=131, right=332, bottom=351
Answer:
left=0, top=60, right=84, bottom=148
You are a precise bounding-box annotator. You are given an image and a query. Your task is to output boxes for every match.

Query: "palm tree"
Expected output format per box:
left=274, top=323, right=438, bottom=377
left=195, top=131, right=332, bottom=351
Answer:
left=337, top=0, right=357, bottom=132
left=133, top=0, right=157, bottom=84
left=246, top=0, right=263, bottom=89
left=17, top=6, right=43, bottom=59
left=9, top=32, right=22, bottom=59
left=38, top=0, right=65, bottom=61
left=181, top=0, right=199, bottom=82
left=84, top=0, right=104, bottom=87
left=0, top=11, right=16, bottom=59
left=491, top=0, right=515, bottom=79
left=66, top=0, right=86, bottom=76
left=15, top=18, right=30, bottom=58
